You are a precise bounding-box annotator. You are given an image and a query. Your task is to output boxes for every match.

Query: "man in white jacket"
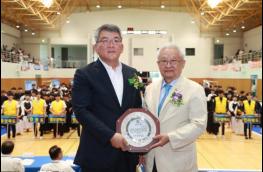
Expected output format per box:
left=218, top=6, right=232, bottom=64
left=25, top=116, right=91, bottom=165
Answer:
left=40, top=145, right=74, bottom=172
left=144, top=43, right=207, bottom=172
left=1, top=140, right=25, bottom=172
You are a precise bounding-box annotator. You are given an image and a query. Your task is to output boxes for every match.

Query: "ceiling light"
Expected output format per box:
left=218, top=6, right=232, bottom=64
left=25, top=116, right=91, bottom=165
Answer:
left=24, top=29, right=28, bottom=32
left=16, top=25, right=20, bottom=28
left=134, top=31, right=142, bottom=34
left=121, top=31, right=127, bottom=35
left=216, top=39, right=220, bottom=43
left=32, top=32, right=35, bottom=35
left=233, top=29, right=236, bottom=33
left=241, top=25, right=245, bottom=29
left=160, top=31, right=167, bottom=34
left=96, top=5, right=101, bottom=8
left=191, top=20, right=195, bottom=24
left=42, top=39, right=45, bottom=43
left=207, top=0, right=222, bottom=8
left=56, top=12, right=61, bottom=15
left=66, top=19, right=70, bottom=24
left=200, top=11, right=205, bottom=16
left=117, top=5, right=122, bottom=9
left=41, top=0, right=53, bottom=8
left=226, top=33, right=230, bottom=36
left=160, top=5, right=165, bottom=9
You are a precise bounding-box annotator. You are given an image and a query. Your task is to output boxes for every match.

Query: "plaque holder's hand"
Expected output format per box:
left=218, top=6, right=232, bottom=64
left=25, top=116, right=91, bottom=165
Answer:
left=110, top=133, right=129, bottom=151
left=150, top=134, right=169, bottom=149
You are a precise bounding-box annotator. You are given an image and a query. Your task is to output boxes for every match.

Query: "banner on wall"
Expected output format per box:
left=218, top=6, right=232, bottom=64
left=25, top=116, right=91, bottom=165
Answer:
left=20, top=63, right=50, bottom=71
left=51, top=80, right=60, bottom=88
left=25, top=80, right=37, bottom=91
left=212, top=60, right=261, bottom=72
left=229, top=62, right=241, bottom=72
left=21, top=61, right=30, bottom=71
left=248, top=61, right=262, bottom=69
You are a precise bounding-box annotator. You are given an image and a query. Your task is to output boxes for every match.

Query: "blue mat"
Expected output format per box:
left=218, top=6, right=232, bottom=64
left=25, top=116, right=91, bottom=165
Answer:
left=1, top=126, right=6, bottom=136
left=252, top=126, right=262, bottom=135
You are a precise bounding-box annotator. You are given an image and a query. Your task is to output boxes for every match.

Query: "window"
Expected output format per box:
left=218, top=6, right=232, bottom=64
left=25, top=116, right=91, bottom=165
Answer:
left=134, top=48, right=144, bottom=56
left=185, top=48, right=195, bottom=56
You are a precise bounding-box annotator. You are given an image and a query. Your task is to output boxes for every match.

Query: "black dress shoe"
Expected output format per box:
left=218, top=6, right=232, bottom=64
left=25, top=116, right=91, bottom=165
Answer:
left=245, top=136, right=248, bottom=139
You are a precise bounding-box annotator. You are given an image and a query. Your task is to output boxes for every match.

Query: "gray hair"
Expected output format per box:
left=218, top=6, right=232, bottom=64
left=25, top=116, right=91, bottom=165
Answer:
left=157, top=43, right=184, bottom=60
left=95, top=24, right=122, bottom=43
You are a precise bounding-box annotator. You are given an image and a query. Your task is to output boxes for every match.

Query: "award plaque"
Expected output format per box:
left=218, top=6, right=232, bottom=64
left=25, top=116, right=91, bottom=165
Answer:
left=116, top=108, right=160, bottom=152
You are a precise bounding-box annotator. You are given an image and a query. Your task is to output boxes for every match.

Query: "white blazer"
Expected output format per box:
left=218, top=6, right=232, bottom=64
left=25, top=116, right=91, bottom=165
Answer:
left=144, top=76, right=207, bottom=172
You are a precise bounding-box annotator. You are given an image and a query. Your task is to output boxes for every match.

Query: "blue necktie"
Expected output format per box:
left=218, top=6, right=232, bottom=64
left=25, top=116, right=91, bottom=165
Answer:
left=158, top=84, right=172, bottom=116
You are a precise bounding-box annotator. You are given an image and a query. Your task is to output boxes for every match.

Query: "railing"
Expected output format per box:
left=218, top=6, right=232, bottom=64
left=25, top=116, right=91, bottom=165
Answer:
left=53, top=59, right=87, bottom=68
left=214, top=50, right=262, bottom=65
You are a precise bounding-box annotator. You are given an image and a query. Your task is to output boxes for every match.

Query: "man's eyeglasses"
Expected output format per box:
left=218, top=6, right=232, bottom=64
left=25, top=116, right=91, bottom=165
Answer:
left=157, top=59, right=182, bottom=66
left=97, top=39, right=122, bottom=45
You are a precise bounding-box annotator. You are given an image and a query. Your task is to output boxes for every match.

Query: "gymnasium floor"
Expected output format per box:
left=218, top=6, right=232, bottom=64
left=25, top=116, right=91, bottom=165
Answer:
left=1, top=126, right=262, bottom=172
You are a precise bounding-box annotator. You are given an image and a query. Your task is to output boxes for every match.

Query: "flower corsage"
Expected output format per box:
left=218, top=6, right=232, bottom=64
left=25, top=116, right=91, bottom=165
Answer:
left=170, top=89, right=183, bottom=107
left=128, top=73, right=144, bottom=90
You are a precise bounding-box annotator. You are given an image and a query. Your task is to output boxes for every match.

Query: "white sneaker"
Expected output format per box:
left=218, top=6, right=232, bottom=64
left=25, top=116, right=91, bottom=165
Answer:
left=39, top=137, right=43, bottom=139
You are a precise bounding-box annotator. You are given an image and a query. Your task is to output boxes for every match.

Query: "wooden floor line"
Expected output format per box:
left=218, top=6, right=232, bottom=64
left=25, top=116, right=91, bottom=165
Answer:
left=198, top=149, right=215, bottom=169
left=65, top=130, right=76, bottom=139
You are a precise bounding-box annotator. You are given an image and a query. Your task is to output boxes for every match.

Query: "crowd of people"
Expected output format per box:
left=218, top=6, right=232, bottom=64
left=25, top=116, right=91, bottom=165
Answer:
left=205, top=85, right=262, bottom=139
left=1, top=44, right=38, bottom=64
left=221, top=49, right=262, bottom=65
left=1, top=83, right=80, bottom=139
left=1, top=80, right=262, bottom=141
left=1, top=140, right=74, bottom=172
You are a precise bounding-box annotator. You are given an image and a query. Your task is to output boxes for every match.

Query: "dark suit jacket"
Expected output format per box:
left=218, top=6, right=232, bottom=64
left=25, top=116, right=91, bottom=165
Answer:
left=72, top=59, right=142, bottom=169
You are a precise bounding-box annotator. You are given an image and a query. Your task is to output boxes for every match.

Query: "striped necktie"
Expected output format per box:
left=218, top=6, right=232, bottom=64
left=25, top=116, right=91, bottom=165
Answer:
left=158, top=84, right=172, bottom=116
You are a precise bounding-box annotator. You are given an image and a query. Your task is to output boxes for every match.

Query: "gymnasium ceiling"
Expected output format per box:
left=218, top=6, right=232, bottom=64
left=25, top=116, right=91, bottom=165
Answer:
left=1, top=0, right=262, bottom=35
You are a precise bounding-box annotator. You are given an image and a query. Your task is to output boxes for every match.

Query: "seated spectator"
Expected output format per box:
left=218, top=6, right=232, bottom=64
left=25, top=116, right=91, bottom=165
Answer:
left=40, top=145, right=74, bottom=172
left=1, top=140, right=25, bottom=172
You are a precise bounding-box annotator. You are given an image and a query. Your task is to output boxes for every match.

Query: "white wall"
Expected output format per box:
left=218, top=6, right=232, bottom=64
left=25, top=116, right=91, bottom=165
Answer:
left=40, top=44, right=48, bottom=63
left=131, top=36, right=169, bottom=71
left=52, top=45, right=87, bottom=61
left=53, top=9, right=215, bottom=77
left=214, top=37, right=243, bottom=57
left=243, top=25, right=262, bottom=52
left=1, top=23, right=21, bottom=48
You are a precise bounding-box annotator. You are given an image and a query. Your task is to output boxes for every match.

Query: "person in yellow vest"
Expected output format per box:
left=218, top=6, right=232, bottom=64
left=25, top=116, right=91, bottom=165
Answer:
left=50, top=93, right=66, bottom=138
left=1, top=91, right=20, bottom=139
left=214, top=89, right=230, bottom=138
left=243, top=92, right=258, bottom=139
left=31, top=91, right=47, bottom=139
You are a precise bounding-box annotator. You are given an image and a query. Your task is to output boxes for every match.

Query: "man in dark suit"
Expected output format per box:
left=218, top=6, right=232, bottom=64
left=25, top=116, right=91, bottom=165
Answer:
left=72, top=24, right=142, bottom=172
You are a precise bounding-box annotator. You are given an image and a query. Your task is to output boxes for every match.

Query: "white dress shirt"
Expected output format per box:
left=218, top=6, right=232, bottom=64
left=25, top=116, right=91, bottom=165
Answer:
left=40, top=160, right=74, bottom=172
left=100, top=59, right=123, bottom=106
left=1, top=154, right=25, bottom=172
